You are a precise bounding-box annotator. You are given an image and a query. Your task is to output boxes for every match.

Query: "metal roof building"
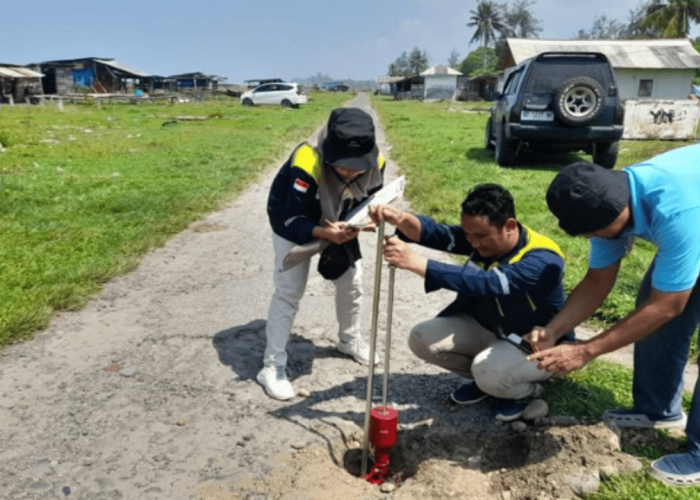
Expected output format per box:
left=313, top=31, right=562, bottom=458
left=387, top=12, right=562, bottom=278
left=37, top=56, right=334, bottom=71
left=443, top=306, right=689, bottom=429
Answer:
left=501, top=38, right=700, bottom=100
left=0, top=64, right=43, bottom=103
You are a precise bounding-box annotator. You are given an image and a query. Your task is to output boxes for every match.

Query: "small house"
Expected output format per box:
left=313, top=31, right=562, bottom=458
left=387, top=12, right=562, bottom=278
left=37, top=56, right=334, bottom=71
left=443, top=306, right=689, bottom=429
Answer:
left=0, top=64, right=43, bottom=103
left=420, top=65, right=463, bottom=101
left=30, top=57, right=151, bottom=95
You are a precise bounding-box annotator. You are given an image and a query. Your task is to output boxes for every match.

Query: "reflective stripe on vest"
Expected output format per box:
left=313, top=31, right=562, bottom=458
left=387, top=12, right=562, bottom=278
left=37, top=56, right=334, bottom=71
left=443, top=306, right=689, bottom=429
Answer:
left=483, top=225, right=564, bottom=315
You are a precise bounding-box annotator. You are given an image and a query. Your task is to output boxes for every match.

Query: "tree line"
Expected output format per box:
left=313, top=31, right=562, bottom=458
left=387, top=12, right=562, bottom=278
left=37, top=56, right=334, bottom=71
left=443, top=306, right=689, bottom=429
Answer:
left=387, top=0, right=700, bottom=78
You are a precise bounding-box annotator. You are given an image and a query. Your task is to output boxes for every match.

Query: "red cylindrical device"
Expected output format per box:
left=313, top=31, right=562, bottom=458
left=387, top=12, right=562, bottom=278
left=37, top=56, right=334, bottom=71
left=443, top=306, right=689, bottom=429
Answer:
left=364, top=406, right=398, bottom=484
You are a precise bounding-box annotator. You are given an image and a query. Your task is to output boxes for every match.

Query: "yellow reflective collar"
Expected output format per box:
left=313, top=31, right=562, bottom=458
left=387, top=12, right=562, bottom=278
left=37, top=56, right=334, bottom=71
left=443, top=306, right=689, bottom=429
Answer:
left=291, top=143, right=321, bottom=182
left=509, top=226, right=564, bottom=264
left=293, top=143, right=384, bottom=181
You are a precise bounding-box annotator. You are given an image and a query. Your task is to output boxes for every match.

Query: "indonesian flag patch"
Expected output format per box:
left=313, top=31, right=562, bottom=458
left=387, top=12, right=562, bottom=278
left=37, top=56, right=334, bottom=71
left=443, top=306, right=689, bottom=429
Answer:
left=294, top=178, right=309, bottom=193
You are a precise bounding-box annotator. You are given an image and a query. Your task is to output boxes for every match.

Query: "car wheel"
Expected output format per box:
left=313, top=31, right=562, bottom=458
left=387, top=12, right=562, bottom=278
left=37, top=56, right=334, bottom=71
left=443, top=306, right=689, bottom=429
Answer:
left=554, top=76, right=606, bottom=126
left=495, top=123, right=516, bottom=166
left=242, top=98, right=253, bottom=106
left=484, top=117, right=495, bottom=151
left=281, top=99, right=292, bottom=108
left=593, top=141, right=619, bottom=169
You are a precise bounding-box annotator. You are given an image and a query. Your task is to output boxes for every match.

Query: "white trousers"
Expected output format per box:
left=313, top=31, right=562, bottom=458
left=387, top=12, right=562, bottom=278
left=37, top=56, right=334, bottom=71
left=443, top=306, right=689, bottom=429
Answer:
left=264, top=232, right=363, bottom=368
left=408, top=313, right=552, bottom=400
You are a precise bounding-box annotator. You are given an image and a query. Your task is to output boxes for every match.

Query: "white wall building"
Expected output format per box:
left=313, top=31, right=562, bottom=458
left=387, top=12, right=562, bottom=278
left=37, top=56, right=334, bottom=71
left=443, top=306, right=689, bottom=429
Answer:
left=420, top=65, right=462, bottom=101
left=501, top=38, right=700, bottom=101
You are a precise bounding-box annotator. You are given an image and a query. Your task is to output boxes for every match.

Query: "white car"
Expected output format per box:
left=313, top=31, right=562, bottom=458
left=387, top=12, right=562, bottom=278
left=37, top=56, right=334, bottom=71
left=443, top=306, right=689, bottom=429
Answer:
left=240, top=83, right=308, bottom=108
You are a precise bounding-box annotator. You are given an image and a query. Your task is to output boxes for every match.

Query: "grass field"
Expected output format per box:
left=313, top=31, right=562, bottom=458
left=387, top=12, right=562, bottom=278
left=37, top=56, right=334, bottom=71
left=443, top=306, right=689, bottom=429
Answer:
left=0, top=91, right=350, bottom=346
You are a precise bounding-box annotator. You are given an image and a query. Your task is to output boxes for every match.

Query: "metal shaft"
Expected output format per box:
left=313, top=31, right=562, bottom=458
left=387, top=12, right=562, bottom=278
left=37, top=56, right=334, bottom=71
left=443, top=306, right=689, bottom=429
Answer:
left=382, top=265, right=395, bottom=409
left=361, top=220, right=385, bottom=477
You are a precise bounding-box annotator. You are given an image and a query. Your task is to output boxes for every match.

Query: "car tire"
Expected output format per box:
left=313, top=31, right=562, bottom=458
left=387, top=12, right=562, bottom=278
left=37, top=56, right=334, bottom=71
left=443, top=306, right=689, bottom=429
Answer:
left=554, top=76, right=606, bottom=126
left=484, top=117, right=495, bottom=151
left=281, top=99, right=292, bottom=108
left=593, top=141, right=619, bottom=169
left=495, top=123, right=516, bottom=166
left=242, top=98, right=253, bottom=106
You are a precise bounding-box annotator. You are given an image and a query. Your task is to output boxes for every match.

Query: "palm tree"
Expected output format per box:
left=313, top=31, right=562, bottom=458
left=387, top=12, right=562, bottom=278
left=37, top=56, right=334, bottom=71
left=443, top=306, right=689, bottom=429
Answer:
left=467, top=0, right=507, bottom=47
left=642, top=0, right=700, bottom=38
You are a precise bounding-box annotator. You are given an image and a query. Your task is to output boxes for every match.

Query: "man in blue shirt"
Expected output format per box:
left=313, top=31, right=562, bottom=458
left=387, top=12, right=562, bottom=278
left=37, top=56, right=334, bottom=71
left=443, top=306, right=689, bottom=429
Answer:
left=531, top=143, right=700, bottom=487
left=370, top=184, right=571, bottom=421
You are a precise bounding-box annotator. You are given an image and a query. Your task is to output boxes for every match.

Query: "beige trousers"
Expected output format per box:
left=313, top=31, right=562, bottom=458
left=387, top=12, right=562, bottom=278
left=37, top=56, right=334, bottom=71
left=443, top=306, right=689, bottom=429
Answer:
left=408, top=313, right=552, bottom=400
left=264, top=232, right=363, bottom=368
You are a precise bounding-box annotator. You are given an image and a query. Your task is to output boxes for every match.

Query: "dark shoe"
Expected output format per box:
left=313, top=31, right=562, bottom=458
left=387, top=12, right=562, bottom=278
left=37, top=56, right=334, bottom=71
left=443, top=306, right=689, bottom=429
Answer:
left=491, top=398, right=527, bottom=422
left=450, top=381, right=488, bottom=405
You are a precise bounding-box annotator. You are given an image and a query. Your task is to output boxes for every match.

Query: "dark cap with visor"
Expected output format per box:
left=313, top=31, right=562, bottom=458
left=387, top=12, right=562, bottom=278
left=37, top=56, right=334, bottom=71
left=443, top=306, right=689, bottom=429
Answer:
left=322, top=107, right=378, bottom=171
left=546, top=161, right=630, bottom=236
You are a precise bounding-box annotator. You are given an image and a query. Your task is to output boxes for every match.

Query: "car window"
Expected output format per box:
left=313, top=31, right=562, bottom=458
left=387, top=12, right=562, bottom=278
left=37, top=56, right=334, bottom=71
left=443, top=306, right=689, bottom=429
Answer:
left=503, top=67, right=524, bottom=95
left=524, top=60, right=611, bottom=94
left=279, top=84, right=292, bottom=91
left=256, top=85, right=272, bottom=93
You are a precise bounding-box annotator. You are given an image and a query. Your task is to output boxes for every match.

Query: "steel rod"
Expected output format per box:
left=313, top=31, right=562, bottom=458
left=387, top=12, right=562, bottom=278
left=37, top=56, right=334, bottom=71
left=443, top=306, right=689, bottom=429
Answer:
left=361, top=220, right=385, bottom=477
left=382, top=264, right=395, bottom=409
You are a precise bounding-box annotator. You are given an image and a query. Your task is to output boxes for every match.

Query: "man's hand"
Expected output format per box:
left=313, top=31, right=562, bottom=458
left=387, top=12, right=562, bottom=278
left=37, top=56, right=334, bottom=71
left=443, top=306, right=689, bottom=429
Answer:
left=317, top=220, right=360, bottom=245
left=384, top=236, right=427, bottom=277
left=368, top=204, right=405, bottom=226
left=525, top=326, right=557, bottom=352
left=528, top=343, right=593, bottom=378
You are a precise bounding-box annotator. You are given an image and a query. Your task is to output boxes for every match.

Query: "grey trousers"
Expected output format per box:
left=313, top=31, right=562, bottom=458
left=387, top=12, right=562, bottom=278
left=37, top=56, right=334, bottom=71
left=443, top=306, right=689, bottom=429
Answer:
left=408, top=313, right=552, bottom=400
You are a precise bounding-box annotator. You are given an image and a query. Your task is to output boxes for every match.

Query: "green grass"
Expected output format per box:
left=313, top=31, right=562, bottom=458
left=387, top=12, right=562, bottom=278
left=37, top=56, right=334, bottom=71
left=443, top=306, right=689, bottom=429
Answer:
left=0, top=91, right=351, bottom=346
left=370, top=95, right=698, bottom=499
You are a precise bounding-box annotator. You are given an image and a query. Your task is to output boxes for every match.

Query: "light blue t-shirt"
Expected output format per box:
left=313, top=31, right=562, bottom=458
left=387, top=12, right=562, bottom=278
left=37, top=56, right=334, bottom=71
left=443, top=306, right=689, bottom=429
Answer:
left=589, top=144, right=700, bottom=292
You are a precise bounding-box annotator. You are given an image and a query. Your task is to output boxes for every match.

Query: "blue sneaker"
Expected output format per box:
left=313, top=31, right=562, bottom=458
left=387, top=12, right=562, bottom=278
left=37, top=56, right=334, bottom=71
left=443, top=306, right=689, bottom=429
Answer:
left=491, top=398, right=527, bottom=422
left=450, top=381, right=488, bottom=405
left=650, top=453, right=700, bottom=487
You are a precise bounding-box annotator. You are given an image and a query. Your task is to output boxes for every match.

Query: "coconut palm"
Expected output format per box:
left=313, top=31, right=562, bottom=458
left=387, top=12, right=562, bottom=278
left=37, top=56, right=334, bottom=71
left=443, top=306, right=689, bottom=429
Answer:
left=467, top=0, right=507, bottom=47
left=642, top=0, right=700, bottom=38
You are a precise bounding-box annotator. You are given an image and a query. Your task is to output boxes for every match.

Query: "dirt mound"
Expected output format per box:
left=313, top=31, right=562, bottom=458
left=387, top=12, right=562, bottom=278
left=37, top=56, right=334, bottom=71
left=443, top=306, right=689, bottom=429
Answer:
left=197, top=420, right=643, bottom=500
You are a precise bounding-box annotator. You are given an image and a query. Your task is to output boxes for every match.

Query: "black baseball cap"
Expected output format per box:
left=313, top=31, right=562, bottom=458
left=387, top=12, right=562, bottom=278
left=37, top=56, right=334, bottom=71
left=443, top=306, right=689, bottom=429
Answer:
left=322, top=107, right=378, bottom=171
left=546, top=161, right=630, bottom=236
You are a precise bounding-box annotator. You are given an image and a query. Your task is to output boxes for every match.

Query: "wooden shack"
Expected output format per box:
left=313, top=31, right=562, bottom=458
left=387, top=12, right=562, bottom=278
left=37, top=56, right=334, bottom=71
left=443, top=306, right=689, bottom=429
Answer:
left=0, top=64, right=43, bottom=103
left=31, top=58, right=151, bottom=95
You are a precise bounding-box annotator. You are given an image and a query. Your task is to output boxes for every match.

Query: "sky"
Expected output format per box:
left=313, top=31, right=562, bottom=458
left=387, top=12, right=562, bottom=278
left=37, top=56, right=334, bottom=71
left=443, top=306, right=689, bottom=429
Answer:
left=3, top=0, right=699, bottom=84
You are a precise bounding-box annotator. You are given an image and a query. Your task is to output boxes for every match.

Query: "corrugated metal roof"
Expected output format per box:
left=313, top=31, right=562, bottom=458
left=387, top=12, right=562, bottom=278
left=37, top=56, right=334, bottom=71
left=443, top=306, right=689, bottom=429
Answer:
left=505, top=38, right=700, bottom=69
left=94, top=59, right=151, bottom=77
left=420, top=65, right=462, bottom=76
left=0, top=65, right=43, bottom=78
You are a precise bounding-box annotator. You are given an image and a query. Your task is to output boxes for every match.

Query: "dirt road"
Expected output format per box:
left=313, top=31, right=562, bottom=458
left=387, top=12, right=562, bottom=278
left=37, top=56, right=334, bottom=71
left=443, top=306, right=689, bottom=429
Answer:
left=0, top=94, right=661, bottom=499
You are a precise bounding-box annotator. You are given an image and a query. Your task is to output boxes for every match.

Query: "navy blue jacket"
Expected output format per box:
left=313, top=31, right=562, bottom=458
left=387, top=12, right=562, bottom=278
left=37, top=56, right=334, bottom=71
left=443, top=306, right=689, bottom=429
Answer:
left=401, top=215, right=572, bottom=339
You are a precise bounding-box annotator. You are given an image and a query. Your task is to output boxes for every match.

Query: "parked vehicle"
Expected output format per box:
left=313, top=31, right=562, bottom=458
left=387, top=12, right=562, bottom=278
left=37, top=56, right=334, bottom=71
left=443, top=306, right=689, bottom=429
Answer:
left=485, top=52, right=624, bottom=168
left=240, top=83, right=307, bottom=108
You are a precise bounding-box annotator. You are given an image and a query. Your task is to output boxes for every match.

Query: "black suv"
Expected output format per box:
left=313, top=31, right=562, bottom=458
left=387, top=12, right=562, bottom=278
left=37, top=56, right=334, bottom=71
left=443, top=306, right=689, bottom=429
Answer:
left=485, top=52, right=624, bottom=168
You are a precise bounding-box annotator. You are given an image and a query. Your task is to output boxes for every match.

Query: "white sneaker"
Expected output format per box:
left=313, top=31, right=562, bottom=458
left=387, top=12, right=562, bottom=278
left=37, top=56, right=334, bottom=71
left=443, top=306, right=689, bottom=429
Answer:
left=256, top=365, right=295, bottom=400
left=337, top=337, right=379, bottom=366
